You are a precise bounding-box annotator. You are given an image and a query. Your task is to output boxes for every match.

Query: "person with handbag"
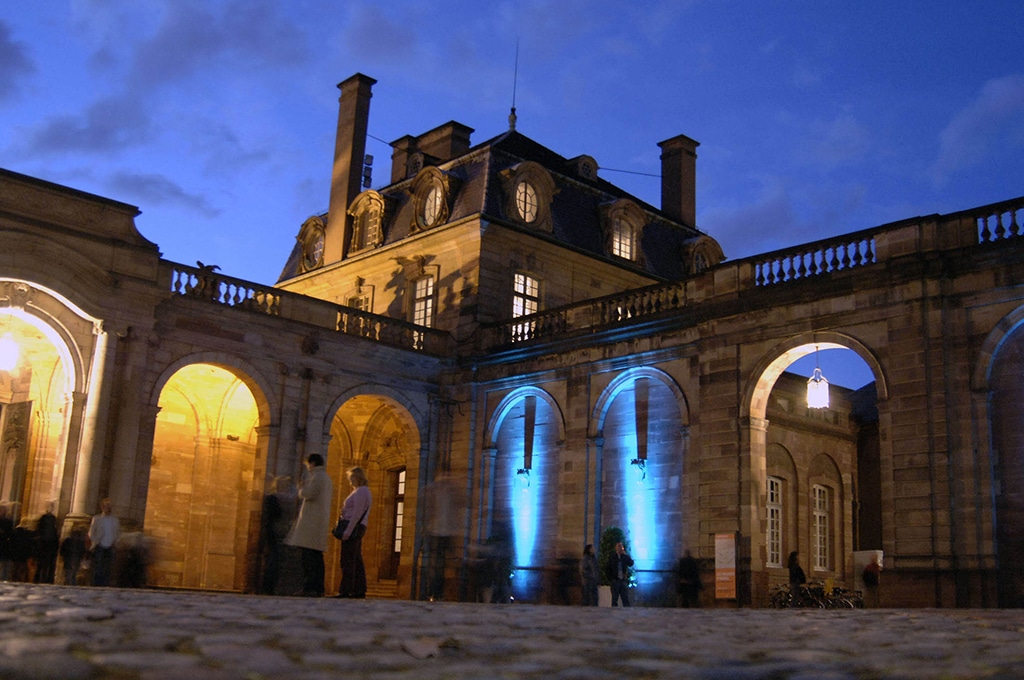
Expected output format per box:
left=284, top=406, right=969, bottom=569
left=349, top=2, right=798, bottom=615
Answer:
left=334, top=466, right=371, bottom=598
left=284, top=454, right=333, bottom=597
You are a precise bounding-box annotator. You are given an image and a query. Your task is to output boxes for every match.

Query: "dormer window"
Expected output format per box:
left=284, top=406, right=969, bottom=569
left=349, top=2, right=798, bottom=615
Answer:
left=297, top=215, right=326, bottom=273
left=410, top=167, right=455, bottom=232
left=501, top=161, right=557, bottom=232
left=348, top=191, right=387, bottom=254
left=610, top=217, right=635, bottom=260
left=602, top=199, right=646, bottom=264
left=515, top=181, right=539, bottom=223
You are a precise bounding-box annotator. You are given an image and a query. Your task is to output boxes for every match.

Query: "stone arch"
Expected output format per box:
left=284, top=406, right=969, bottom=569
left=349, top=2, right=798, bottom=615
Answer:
left=741, top=330, right=884, bottom=605
left=978, top=305, right=1024, bottom=606
left=486, top=385, right=566, bottom=447
left=591, top=365, right=688, bottom=436
left=323, top=384, right=426, bottom=598
left=483, top=385, right=565, bottom=602
left=591, top=366, right=689, bottom=602
left=143, top=355, right=275, bottom=593
left=743, top=330, right=887, bottom=422
left=0, top=279, right=101, bottom=525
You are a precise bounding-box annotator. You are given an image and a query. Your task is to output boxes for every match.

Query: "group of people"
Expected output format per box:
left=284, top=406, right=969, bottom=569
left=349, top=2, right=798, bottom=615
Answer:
left=0, top=497, right=124, bottom=588
left=268, top=454, right=372, bottom=599
left=580, top=542, right=704, bottom=608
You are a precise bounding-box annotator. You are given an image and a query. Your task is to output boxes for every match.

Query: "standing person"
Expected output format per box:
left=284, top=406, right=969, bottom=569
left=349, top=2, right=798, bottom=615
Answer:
left=89, top=498, right=119, bottom=587
left=34, top=504, right=59, bottom=584
left=60, top=527, right=87, bottom=586
left=862, top=554, right=881, bottom=607
left=284, top=454, right=333, bottom=597
left=787, top=551, right=806, bottom=605
left=581, top=544, right=599, bottom=606
left=335, top=466, right=371, bottom=599
left=605, top=541, right=634, bottom=607
left=676, top=549, right=702, bottom=608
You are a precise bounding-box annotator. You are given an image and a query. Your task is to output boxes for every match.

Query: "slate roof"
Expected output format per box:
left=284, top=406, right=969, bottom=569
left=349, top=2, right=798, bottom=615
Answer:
left=278, top=128, right=707, bottom=283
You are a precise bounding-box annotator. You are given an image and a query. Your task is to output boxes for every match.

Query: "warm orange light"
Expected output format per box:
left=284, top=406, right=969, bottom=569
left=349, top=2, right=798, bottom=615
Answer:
left=0, top=332, right=18, bottom=371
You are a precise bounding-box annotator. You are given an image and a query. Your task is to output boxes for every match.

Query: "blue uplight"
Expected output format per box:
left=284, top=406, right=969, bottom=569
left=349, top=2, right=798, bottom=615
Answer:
left=513, top=469, right=538, bottom=566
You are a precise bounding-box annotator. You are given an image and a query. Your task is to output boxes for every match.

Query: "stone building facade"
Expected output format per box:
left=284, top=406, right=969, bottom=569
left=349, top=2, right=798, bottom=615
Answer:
left=1, top=73, right=1022, bottom=607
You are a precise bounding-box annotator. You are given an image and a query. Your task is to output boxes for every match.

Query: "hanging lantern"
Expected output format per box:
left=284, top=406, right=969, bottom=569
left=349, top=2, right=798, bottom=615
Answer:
left=0, top=332, right=18, bottom=371
left=807, top=365, right=830, bottom=409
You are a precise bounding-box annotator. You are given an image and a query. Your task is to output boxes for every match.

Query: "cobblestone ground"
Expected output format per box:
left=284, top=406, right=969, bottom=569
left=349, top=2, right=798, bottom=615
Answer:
left=0, top=583, right=1022, bottom=679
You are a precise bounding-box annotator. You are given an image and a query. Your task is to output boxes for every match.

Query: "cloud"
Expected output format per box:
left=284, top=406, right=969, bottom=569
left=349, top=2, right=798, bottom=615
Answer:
left=128, top=0, right=307, bottom=87
left=107, top=170, right=220, bottom=217
left=795, top=114, right=871, bottom=170
left=25, top=94, right=153, bottom=154
left=930, top=74, right=1024, bottom=185
left=0, top=20, right=35, bottom=103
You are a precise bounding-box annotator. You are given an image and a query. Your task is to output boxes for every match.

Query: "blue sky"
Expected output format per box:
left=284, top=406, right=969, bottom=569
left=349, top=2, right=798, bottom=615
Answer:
left=3, top=2, right=1023, bottom=387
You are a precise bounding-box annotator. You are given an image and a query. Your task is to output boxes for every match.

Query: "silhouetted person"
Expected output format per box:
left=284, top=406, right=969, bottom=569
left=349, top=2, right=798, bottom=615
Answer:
left=9, top=520, right=34, bottom=582
left=260, top=475, right=295, bottom=595
left=788, top=551, right=806, bottom=604
left=34, top=505, right=59, bottom=584
left=581, top=544, right=599, bottom=606
left=60, top=528, right=87, bottom=586
left=676, top=549, right=702, bottom=607
left=0, top=503, right=13, bottom=581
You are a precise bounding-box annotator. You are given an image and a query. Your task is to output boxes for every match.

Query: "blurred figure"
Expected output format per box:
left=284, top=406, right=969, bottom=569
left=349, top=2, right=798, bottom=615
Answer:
left=284, top=455, right=333, bottom=597
left=335, top=466, right=371, bottom=599
left=260, top=475, right=295, bottom=595
left=676, top=549, right=702, bottom=608
left=60, top=527, right=87, bottom=586
left=34, top=504, right=59, bottom=584
left=115, top=528, right=153, bottom=588
left=862, top=554, right=881, bottom=607
left=581, top=544, right=599, bottom=606
left=486, top=516, right=513, bottom=604
left=89, top=498, right=120, bottom=587
left=9, top=519, right=34, bottom=582
left=0, top=503, right=13, bottom=581
left=787, top=551, right=807, bottom=604
left=423, top=472, right=464, bottom=601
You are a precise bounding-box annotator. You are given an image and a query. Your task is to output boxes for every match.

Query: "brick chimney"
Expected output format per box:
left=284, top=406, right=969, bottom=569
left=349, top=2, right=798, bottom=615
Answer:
left=325, top=73, right=376, bottom=264
left=658, top=134, right=699, bottom=226
left=389, top=121, right=474, bottom=183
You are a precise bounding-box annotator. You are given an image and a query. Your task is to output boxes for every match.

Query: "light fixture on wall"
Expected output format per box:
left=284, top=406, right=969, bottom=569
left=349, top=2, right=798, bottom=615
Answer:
left=806, top=345, right=830, bottom=409
left=630, top=457, right=647, bottom=483
left=516, top=467, right=531, bottom=490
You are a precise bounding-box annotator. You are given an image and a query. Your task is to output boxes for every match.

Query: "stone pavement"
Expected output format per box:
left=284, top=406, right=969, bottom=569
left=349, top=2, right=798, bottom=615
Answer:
left=0, top=582, right=1022, bottom=679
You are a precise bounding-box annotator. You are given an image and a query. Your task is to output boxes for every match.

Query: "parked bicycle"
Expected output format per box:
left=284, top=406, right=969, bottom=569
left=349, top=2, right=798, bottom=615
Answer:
left=769, top=582, right=864, bottom=609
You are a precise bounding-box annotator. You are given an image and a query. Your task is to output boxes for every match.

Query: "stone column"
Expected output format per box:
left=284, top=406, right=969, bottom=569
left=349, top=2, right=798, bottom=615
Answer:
left=69, top=322, right=118, bottom=519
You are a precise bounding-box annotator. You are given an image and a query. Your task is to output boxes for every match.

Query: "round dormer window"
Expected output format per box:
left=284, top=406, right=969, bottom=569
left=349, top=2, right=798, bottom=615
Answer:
left=515, top=181, right=538, bottom=223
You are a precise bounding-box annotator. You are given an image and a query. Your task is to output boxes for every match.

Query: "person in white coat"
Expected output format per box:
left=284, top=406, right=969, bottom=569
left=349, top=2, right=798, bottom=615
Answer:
left=284, top=454, right=333, bottom=597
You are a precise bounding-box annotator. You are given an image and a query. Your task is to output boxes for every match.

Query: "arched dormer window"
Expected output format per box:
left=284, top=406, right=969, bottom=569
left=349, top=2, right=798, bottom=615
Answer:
left=410, top=167, right=457, bottom=233
left=601, top=199, right=647, bottom=264
left=297, top=215, right=326, bottom=273
left=681, top=235, right=725, bottom=276
left=500, top=161, right=557, bottom=233
left=348, top=191, right=388, bottom=253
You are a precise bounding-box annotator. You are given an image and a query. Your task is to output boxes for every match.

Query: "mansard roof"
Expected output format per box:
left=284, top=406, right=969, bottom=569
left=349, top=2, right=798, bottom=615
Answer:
left=278, top=128, right=710, bottom=282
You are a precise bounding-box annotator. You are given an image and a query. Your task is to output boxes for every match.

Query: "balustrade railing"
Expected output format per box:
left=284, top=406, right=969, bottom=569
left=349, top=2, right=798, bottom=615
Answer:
left=753, top=234, right=876, bottom=286
left=165, top=262, right=452, bottom=356
left=169, top=264, right=281, bottom=315
left=971, top=198, right=1024, bottom=244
